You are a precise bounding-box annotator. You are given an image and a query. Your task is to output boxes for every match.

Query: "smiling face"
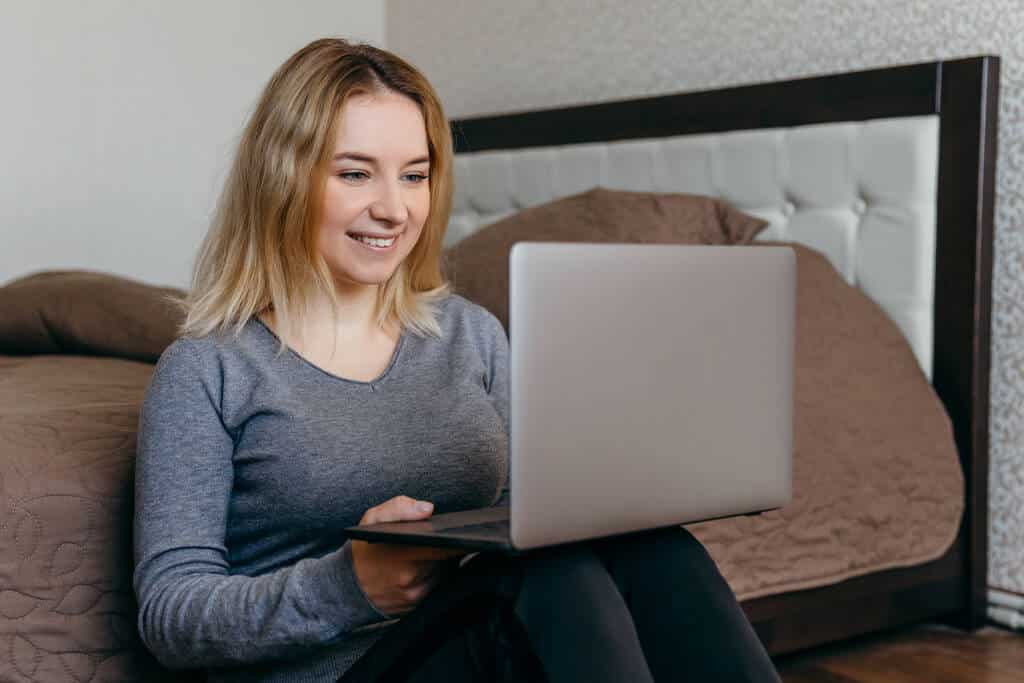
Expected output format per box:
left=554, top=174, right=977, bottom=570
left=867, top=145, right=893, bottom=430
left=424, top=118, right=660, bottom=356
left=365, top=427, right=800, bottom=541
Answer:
left=318, top=89, right=431, bottom=294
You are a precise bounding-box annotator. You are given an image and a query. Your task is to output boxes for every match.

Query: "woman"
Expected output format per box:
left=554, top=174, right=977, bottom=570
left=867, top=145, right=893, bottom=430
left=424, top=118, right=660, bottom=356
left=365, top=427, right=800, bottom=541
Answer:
left=132, top=37, right=782, bottom=683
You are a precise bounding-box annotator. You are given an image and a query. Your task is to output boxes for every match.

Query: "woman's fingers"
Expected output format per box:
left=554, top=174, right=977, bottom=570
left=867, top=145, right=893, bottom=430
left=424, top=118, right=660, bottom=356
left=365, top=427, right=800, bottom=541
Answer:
left=360, top=495, right=434, bottom=524
left=358, top=498, right=468, bottom=559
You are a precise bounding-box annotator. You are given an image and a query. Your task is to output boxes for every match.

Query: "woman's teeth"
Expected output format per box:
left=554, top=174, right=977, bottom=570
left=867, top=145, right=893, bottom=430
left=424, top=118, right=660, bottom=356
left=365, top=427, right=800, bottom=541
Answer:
left=352, top=234, right=396, bottom=248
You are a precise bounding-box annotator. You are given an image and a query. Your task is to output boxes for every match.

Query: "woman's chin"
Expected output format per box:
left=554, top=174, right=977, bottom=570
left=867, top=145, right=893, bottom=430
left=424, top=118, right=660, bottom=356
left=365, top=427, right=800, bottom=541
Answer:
left=330, top=265, right=400, bottom=290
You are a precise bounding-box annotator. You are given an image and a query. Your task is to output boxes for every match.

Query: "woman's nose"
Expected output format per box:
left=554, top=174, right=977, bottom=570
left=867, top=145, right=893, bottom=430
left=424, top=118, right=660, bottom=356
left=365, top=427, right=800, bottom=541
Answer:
left=368, top=182, right=409, bottom=225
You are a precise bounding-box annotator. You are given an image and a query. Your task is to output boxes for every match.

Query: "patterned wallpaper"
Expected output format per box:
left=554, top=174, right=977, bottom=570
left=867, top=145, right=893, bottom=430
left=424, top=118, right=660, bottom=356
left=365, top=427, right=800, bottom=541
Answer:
left=387, top=0, right=1024, bottom=595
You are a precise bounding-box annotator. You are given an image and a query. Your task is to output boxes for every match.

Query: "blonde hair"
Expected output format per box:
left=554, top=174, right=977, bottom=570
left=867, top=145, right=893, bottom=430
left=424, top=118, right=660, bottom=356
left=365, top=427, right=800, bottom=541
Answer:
left=168, top=38, right=453, bottom=357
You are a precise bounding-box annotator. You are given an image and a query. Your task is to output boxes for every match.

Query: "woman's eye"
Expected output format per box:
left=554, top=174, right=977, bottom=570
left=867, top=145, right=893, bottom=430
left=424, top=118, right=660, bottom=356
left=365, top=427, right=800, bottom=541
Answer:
left=337, top=171, right=426, bottom=183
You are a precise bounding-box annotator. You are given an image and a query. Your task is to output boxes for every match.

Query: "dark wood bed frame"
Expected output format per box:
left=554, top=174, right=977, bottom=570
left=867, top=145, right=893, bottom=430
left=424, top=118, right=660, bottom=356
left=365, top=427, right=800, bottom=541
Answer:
left=450, top=56, right=1000, bottom=656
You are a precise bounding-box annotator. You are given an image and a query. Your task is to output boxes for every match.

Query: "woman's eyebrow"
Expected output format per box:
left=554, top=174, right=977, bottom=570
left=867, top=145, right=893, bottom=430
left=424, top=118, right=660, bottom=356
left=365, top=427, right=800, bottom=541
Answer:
left=332, top=152, right=429, bottom=165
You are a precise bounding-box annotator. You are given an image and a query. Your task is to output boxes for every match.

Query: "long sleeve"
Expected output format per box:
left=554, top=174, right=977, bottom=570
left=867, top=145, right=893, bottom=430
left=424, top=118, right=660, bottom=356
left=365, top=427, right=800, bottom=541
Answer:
left=131, top=339, right=388, bottom=671
left=483, top=312, right=511, bottom=507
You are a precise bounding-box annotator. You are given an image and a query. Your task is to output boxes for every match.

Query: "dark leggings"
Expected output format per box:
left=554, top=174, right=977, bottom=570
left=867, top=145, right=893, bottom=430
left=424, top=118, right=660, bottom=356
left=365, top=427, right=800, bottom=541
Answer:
left=338, top=526, right=782, bottom=682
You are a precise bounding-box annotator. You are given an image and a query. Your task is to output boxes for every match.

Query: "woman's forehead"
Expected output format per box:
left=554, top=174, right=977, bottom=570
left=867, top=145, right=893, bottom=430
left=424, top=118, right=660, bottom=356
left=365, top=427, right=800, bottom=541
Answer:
left=333, top=91, right=428, bottom=161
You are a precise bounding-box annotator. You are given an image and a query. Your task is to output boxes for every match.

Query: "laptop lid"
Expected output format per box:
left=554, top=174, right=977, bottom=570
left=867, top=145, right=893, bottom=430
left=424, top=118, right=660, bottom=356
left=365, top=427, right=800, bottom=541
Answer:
left=508, top=242, right=794, bottom=551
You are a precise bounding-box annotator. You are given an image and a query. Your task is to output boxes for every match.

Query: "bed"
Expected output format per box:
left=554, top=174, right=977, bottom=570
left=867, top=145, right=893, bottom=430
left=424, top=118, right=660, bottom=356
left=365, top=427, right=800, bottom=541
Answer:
left=442, top=56, right=999, bottom=655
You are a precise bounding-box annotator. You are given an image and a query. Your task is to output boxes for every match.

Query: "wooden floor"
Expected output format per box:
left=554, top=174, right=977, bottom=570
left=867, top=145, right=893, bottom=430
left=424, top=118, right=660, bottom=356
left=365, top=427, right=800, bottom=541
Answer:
left=773, top=622, right=1024, bottom=682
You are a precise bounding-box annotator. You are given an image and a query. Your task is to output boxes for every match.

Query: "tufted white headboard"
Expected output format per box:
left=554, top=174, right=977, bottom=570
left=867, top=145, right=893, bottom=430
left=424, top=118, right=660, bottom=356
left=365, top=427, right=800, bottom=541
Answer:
left=446, top=116, right=939, bottom=378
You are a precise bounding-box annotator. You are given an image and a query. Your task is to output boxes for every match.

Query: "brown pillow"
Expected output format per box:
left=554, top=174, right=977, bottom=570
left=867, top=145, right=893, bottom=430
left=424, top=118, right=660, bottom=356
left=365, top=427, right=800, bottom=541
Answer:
left=442, top=187, right=768, bottom=331
left=0, top=270, right=186, bottom=363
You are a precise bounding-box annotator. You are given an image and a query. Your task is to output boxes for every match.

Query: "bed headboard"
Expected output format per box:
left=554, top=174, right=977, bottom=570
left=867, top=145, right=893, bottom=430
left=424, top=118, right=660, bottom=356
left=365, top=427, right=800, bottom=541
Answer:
left=447, top=56, right=999, bottom=626
left=447, top=115, right=939, bottom=378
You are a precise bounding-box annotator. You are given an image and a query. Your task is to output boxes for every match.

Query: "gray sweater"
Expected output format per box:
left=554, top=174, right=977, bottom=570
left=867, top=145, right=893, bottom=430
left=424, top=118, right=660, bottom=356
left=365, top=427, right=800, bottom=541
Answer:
left=132, top=294, right=510, bottom=682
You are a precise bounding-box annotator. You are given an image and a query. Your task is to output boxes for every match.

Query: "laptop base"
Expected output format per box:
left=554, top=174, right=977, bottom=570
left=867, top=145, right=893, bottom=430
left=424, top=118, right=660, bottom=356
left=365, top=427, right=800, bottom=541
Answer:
left=344, top=506, right=772, bottom=556
left=345, top=505, right=516, bottom=554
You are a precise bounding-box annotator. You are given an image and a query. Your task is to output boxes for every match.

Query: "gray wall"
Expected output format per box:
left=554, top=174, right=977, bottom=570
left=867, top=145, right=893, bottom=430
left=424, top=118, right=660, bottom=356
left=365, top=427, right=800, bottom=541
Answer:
left=1, top=0, right=384, bottom=290
left=388, top=0, right=1024, bottom=596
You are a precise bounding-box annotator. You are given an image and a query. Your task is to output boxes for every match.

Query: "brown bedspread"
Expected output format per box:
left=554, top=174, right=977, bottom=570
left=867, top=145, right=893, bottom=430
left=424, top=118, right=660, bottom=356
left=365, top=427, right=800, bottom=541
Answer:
left=684, top=242, right=964, bottom=601
left=0, top=355, right=180, bottom=681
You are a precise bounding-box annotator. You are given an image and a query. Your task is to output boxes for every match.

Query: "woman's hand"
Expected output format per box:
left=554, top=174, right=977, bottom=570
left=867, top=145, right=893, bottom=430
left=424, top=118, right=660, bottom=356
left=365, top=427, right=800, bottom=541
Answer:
left=350, top=495, right=467, bottom=617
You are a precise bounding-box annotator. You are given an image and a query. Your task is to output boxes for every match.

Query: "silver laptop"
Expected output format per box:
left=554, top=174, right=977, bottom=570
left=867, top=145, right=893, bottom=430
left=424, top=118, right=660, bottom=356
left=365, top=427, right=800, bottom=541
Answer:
left=346, top=242, right=795, bottom=555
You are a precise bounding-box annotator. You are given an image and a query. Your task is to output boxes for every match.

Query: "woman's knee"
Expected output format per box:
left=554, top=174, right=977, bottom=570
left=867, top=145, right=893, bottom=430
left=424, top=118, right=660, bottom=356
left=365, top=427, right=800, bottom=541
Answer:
left=598, top=526, right=728, bottom=585
left=518, top=544, right=607, bottom=584
left=515, top=545, right=624, bottom=611
left=514, top=546, right=638, bottom=640
left=603, top=525, right=707, bottom=560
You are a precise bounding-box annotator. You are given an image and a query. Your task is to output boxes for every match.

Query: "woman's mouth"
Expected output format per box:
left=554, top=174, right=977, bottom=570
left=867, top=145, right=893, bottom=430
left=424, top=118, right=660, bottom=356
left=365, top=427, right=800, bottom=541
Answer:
left=346, top=231, right=400, bottom=252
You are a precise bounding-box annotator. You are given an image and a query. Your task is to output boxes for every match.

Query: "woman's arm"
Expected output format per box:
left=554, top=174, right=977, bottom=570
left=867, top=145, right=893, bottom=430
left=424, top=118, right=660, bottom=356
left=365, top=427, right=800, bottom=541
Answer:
left=132, top=339, right=388, bottom=670
left=483, top=311, right=511, bottom=507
